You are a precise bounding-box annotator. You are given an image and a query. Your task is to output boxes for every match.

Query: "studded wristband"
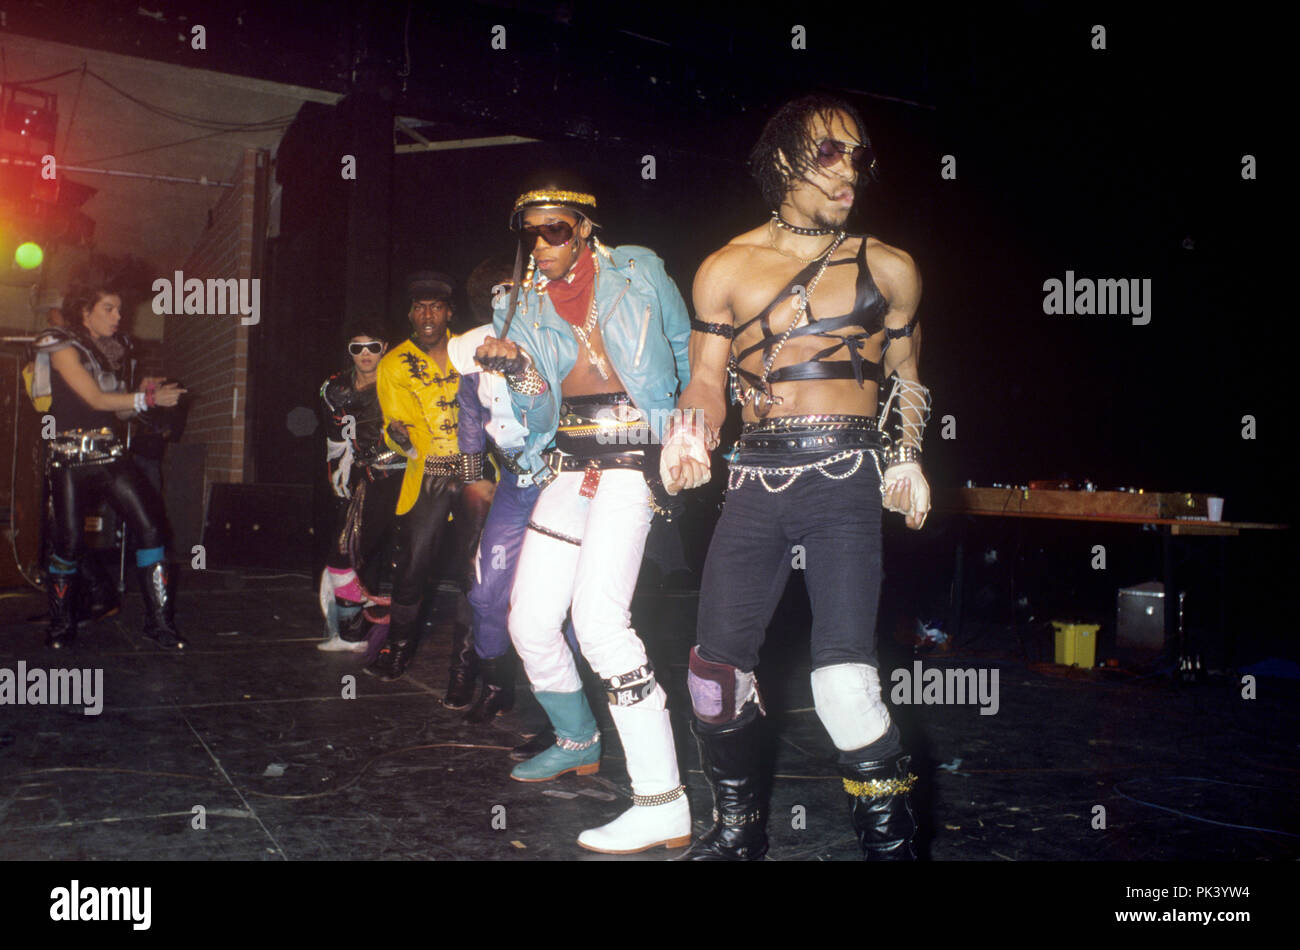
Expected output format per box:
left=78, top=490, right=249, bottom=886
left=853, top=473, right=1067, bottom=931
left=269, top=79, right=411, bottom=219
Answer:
left=884, top=445, right=922, bottom=468
left=506, top=365, right=547, bottom=396
left=458, top=451, right=485, bottom=483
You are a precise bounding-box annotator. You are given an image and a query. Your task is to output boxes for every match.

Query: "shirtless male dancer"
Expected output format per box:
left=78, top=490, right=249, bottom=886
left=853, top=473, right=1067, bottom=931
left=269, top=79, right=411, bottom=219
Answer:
left=661, top=94, right=932, bottom=860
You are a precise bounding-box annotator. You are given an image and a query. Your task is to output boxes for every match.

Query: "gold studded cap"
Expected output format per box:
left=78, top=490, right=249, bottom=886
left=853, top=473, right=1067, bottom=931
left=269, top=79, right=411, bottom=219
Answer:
left=509, top=186, right=601, bottom=230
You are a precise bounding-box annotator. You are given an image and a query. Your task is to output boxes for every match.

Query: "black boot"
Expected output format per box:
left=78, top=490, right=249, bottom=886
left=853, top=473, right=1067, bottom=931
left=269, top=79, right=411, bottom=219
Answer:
left=364, top=602, right=418, bottom=681
left=442, top=622, right=478, bottom=709
left=680, top=708, right=768, bottom=861
left=79, top=560, right=120, bottom=623
left=465, top=654, right=515, bottom=723
left=139, top=561, right=187, bottom=650
left=45, top=573, right=78, bottom=649
left=510, top=728, right=555, bottom=760
left=840, top=748, right=918, bottom=861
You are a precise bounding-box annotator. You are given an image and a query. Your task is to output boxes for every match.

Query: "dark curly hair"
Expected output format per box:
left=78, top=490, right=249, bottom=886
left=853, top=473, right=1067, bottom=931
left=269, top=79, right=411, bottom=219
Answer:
left=62, top=255, right=152, bottom=330
left=62, top=270, right=124, bottom=331
left=748, top=94, right=872, bottom=211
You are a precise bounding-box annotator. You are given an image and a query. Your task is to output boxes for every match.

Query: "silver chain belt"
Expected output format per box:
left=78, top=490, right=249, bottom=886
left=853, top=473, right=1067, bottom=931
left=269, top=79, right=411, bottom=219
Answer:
left=48, top=429, right=125, bottom=468
left=727, top=418, right=885, bottom=494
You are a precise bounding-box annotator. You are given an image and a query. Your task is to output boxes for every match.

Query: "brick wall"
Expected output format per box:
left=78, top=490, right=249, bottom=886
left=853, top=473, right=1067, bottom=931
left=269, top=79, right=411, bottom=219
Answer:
left=161, top=148, right=266, bottom=510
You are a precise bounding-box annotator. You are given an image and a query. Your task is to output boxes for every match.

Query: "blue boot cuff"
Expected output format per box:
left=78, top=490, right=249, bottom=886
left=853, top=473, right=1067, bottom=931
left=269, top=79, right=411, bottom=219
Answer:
left=136, top=546, right=165, bottom=568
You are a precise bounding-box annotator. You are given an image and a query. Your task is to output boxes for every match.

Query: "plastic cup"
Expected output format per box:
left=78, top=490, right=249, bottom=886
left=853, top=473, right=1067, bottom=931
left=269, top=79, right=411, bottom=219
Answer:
left=1207, top=497, right=1224, bottom=521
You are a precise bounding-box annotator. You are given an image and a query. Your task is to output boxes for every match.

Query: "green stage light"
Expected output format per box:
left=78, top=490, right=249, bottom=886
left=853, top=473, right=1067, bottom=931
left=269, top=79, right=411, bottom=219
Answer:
left=14, top=241, right=43, bottom=269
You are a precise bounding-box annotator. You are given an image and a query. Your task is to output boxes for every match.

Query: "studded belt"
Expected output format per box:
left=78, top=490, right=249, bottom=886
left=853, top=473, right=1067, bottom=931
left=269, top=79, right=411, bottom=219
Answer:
left=733, top=424, right=881, bottom=457
left=546, top=450, right=646, bottom=473
left=423, top=453, right=462, bottom=477
left=741, top=414, right=879, bottom=435
left=555, top=392, right=652, bottom=453
left=48, top=429, right=125, bottom=468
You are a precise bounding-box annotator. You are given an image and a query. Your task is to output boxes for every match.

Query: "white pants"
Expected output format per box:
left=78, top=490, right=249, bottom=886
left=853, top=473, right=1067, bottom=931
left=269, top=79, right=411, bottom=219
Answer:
left=509, top=469, right=654, bottom=693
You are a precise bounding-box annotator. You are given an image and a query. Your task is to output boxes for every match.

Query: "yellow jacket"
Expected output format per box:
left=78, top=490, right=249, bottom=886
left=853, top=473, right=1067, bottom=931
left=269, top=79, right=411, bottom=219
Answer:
left=377, top=337, right=461, bottom=515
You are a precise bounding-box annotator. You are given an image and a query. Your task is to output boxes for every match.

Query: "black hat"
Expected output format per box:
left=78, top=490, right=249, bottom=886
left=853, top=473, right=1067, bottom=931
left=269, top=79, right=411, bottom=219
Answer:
left=406, top=270, right=453, bottom=301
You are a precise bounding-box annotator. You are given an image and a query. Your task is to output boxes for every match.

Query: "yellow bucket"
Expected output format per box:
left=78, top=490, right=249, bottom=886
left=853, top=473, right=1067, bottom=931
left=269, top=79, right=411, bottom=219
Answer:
left=1052, top=622, right=1099, bottom=668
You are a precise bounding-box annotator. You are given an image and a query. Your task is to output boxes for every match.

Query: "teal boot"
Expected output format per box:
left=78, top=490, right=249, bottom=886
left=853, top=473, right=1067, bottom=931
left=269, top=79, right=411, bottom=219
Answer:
left=510, top=690, right=601, bottom=782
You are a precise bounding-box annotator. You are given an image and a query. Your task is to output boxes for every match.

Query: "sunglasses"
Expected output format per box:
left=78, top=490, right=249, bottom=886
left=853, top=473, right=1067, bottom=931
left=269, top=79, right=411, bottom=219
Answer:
left=816, top=138, right=879, bottom=177
left=519, top=221, right=579, bottom=247
left=348, top=341, right=385, bottom=355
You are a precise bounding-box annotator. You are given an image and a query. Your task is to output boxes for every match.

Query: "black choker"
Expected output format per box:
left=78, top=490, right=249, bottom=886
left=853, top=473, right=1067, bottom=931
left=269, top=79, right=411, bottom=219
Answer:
left=772, top=212, right=837, bottom=236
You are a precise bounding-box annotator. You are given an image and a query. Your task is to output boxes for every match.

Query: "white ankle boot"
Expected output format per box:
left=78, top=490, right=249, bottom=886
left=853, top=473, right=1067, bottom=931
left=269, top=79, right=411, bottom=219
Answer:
left=577, top=703, right=691, bottom=853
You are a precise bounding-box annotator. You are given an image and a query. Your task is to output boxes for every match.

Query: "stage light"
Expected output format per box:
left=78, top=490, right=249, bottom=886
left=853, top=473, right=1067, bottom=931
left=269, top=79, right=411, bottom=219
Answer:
left=2, top=87, right=59, bottom=146
left=14, top=241, right=43, bottom=269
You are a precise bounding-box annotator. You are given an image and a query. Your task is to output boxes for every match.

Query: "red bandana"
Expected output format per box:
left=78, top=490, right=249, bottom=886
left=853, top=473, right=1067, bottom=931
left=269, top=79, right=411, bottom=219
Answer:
left=543, top=249, right=595, bottom=326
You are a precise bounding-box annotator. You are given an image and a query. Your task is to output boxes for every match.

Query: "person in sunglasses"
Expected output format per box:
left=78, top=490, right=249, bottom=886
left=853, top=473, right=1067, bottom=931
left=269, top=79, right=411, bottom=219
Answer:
left=317, top=323, right=404, bottom=652
left=474, top=176, right=693, bottom=854
left=448, top=257, right=585, bottom=741
left=661, top=94, right=931, bottom=860
left=367, top=272, right=482, bottom=683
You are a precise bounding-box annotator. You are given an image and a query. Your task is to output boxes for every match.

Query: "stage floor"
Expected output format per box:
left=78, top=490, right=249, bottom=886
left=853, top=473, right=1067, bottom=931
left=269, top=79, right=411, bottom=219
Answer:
left=2, top=567, right=1296, bottom=862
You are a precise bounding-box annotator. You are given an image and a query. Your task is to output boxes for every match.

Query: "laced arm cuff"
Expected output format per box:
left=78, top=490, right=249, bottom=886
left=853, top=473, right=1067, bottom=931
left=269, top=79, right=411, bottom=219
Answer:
left=878, top=377, right=932, bottom=454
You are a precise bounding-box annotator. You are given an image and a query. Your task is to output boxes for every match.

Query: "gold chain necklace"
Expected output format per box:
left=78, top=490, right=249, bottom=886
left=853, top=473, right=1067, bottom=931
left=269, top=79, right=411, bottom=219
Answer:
left=543, top=254, right=610, bottom=380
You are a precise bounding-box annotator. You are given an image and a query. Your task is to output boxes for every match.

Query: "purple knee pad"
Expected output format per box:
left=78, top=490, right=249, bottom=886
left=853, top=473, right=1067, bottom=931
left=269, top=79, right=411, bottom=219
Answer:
left=688, top=646, right=761, bottom=725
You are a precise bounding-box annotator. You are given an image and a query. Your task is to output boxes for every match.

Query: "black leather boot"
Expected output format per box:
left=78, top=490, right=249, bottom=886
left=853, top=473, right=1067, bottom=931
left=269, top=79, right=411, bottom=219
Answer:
left=680, top=709, right=768, bottom=861
left=510, top=728, right=555, bottom=760
left=840, top=749, right=918, bottom=861
left=79, top=559, right=120, bottom=623
left=139, top=561, right=187, bottom=650
left=464, top=654, right=515, bottom=723
left=364, top=602, right=418, bottom=680
left=45, top=572, right=78, bottom=649
left=442, top=622, right=478, bottom=709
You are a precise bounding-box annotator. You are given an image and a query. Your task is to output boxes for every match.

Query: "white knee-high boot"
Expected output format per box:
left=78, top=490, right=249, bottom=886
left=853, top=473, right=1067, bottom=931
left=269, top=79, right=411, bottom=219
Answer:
left=577, top=689, right=691, bottom=854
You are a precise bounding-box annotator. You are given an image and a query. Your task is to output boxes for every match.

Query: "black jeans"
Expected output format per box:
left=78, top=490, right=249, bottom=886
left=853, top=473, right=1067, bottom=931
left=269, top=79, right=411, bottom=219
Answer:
left=696, top=451, right=883, bottom=672
left=49, top=456, right=167, bottom=563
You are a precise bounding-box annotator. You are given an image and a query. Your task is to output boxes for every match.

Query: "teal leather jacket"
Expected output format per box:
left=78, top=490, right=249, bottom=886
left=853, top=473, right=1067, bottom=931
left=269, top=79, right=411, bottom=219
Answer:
left=492, top=243, right=691, bottom=482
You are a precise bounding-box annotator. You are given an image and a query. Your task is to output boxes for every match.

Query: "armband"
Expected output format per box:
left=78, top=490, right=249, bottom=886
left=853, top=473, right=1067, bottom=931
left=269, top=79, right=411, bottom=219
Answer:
left=691, top=318, right=734, bottom=340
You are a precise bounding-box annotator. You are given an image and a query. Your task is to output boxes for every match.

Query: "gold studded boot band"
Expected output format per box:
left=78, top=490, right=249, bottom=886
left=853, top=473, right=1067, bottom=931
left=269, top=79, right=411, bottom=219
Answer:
left=631, top=785, right=686, bottom=807
left=842, top=774, right=918, bottom=799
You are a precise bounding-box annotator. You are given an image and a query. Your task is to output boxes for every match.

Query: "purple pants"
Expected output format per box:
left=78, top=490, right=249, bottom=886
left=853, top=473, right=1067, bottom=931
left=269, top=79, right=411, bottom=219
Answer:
left=470, top=475, right=578, bottom=660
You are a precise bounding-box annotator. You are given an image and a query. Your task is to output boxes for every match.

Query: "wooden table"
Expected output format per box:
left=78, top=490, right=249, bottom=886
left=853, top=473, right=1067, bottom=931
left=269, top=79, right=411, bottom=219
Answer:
left=935, top=487, right=1287, bottom=674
